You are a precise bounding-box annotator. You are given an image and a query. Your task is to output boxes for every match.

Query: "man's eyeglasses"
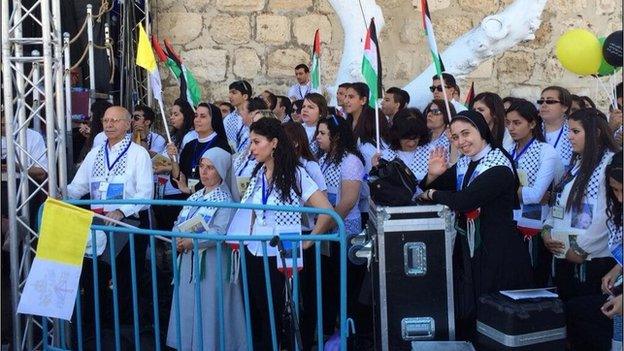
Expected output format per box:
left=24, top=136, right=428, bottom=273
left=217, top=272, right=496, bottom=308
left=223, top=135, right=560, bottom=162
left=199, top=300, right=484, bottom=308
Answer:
left=536, top=99, right=561, bottom=105
left=132, top=114, right=143, bottom=121
left=102, top=117, right=126, bottom=124
left=429, top=85, right=450, bottom=93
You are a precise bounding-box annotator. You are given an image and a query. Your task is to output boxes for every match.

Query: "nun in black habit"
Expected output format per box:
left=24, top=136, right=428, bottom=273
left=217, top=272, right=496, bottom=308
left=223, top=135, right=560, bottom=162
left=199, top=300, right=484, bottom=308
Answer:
left=419, top=110, right=533, bottom=341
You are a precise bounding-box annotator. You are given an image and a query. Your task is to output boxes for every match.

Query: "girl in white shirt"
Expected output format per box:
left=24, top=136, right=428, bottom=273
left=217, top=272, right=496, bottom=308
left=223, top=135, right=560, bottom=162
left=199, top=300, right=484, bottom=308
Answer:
left=504, top=99, right=562, bottom=286
left=301, top=93, right=326, bottom=155
left=227, top=117, right=333, bottom=350
left=543, top=109, right=618, bottom=308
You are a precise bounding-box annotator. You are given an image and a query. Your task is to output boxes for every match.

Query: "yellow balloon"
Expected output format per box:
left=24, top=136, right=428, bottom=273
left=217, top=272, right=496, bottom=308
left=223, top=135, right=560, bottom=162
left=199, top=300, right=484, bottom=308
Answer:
left=556, top=29, right=602, bottom=76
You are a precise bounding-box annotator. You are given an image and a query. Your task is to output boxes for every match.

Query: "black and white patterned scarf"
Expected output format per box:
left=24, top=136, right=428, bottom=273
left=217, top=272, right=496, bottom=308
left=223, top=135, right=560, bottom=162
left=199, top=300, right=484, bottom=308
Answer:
left=455, top=146, right=513, bottom=191
left=607, top=217, right=622, bottom=252
left=91, top=135, right=132, bottom=179
left=240, top=166, right=302, bottom=227
left=510, top=140, right=543, bottom=187
left=582, top=151, right=614, bottom=202
left=544, top=120, right=573, bottom=166
left=177, top=183, right=232, bottom=225
left=382, top=146, right=430, bottom=181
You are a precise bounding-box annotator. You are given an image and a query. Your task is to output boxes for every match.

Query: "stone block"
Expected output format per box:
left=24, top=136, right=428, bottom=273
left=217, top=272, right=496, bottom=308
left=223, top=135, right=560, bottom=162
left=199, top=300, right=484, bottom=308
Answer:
left=597, top=0, right=616, bottom=14
left=185, top=48, right=228, bottom=82
left=400, top=18, right=422, bottom=45
left=216, top=0, right=265, bottom=12
left=411, top=0, right=451, bottom=11
left=458, top=0, right=500, bottom=12
left=316, top=0, right=334, bottom=13
left=293, top=14, right=332, bottom=45
left=256, top=14, right=290, bottom=44
left=267, top=48, right=310, bottom=77
left=435, top=16, right=473, bottom=46
left=497, top=51, right=535, bottom=84
left=210, top=15, right=251, bottom=45
left=233, top=48, right=261, bottom=79
left=468, top=58, right=494, bottom=79
left=157, top=12, right=203, bottom=43
left=268, top=0, right=312, bottom=11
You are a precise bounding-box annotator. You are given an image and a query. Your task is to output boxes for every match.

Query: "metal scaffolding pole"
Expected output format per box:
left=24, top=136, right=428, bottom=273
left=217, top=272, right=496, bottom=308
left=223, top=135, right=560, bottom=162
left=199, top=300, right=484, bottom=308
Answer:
left=2, top=0, right=67, bottom=348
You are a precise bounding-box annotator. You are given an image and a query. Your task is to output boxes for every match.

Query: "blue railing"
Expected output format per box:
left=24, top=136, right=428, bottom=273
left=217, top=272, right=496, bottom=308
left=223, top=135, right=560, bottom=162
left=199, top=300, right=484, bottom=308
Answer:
left=36, top=199, right=349, bottom=351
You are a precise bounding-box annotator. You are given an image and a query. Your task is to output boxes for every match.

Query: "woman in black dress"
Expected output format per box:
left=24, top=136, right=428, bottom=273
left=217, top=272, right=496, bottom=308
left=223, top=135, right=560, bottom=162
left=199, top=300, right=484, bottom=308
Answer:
left=419, top=110, right=533, bottom=341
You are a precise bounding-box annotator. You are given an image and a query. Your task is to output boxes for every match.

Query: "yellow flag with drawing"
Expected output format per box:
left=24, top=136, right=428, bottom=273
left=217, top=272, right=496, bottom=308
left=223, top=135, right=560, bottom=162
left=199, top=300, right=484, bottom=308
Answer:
left=18, top=198, right=94, bottom=320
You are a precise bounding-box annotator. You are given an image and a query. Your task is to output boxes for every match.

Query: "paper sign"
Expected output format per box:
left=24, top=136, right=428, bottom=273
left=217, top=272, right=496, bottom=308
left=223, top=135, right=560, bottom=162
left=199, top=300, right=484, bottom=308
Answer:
left=500, top=288, right=558, bottom=300
left=18, top=198, right=94, bottom=320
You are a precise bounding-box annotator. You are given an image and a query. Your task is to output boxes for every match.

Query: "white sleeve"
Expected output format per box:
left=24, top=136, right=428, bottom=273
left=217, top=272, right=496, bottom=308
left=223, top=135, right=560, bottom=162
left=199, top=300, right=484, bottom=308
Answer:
left=119, top=147, right=154, bottom=217
left=358, top=142, right=377, bottom=173
left=27, top=130, right=48, bottom=171
left=67, top=150, right=95, bottom=199
left=150, top=133, right=167, bottom=154
left=298, top=167, right=319, bottom=203
left=303, top=160, right=327, bottom=191
left=521, top=145, right=561, bottom=204
left=181, top=130, right=198, bottom=150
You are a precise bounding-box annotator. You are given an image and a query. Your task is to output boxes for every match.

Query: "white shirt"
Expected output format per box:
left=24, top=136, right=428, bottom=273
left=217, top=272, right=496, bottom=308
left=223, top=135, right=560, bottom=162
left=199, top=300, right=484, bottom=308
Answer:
left=287, top=82, right=319, bottom=101
left=92, top=131, right=107, bottom=149
left=68, top=137, right=154, bottom=217
left=301, top=158, right=327, bottom=231
left=1, top=128, right=48, bottom=172
left=145, top=132, right=166, bottom=154
left=303, top=123, right=317, bottom=144
left=245, top=166, right=319, bottom=256
left=451, top=99, right=468, bottom=113
left=545, top=155, right=613, bottom=259
left=357, top=140, right=385, bottom=213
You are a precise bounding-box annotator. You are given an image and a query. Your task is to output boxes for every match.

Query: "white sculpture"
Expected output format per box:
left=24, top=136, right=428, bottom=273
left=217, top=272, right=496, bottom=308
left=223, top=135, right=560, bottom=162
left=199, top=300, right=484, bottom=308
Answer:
left=328, top=0, right=548, bottom=109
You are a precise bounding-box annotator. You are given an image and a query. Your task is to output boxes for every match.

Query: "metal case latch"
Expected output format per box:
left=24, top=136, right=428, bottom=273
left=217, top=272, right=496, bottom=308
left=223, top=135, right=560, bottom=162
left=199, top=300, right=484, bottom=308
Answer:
left=404, top=242, right=427, bottom=276
left=401, top=317, right=435, bottom=340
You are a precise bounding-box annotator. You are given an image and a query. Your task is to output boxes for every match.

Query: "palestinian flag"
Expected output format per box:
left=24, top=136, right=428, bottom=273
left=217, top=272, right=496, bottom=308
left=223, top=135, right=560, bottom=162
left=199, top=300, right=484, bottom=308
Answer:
left=464, top=81, right=475, bottom=107
left=310, top=29, right=321, bottom=91
left=152, top=37, right=201, bottom=107
left=361, top=18, right=382, bottom=108
left=421, top=0, right=445, bottom=77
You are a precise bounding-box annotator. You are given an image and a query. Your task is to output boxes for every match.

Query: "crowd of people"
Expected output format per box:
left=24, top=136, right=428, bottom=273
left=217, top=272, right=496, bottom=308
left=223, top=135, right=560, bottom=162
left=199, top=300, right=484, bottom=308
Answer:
left=3, top=62, right=622, bottom=350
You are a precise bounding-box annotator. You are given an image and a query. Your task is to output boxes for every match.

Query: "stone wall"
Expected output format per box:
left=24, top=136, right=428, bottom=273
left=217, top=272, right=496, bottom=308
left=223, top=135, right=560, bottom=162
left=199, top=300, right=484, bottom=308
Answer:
left=153, top=0, right=622, bottom=108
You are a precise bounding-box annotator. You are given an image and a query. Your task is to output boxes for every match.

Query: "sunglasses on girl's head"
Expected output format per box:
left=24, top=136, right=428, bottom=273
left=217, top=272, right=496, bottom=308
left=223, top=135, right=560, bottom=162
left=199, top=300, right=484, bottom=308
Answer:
left=536, top=99, right=561, bottom=105
left=429, top=85, right=448, bottom=93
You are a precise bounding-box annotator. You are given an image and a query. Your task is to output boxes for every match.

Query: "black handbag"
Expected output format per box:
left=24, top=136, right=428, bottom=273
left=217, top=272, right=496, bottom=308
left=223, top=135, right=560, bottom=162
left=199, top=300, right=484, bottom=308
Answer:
left=368, top=158, right=419, bottom=206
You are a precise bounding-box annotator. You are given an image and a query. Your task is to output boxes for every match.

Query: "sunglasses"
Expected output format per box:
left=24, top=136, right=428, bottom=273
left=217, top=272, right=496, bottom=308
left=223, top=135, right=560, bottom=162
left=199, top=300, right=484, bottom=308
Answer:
left=536, top=99, right=561, bottom=105
left=429, top=109, right=443, bottom=115
left=429, top=86, right=450, bottom=93
left=132, top=114, right=144, bottom=121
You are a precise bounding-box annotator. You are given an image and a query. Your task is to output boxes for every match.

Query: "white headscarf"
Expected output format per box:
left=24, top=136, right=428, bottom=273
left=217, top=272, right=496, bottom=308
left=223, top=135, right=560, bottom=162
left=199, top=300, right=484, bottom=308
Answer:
left=201, top=147, right=232, bottom=181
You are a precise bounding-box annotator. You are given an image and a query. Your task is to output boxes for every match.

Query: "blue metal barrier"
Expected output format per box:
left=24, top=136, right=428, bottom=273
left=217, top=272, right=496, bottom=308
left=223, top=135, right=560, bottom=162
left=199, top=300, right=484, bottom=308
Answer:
left=35, top=199, right=348, bottom=351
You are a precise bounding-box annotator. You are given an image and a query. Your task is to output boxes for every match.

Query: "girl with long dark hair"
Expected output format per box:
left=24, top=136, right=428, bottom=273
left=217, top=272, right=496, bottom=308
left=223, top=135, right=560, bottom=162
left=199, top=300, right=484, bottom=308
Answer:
left=227, top=117, right=333, bottom=350
left=419, top=110, right=533, bottom=340
left=504, top=99, right=562, bottom=285
left=472, top=92, right=511, bottom=149
left=601, top=151, right=623, bottom=350
left=542, top=108, right=618, bottom=349
left=316, top=115, right=371, bottom=347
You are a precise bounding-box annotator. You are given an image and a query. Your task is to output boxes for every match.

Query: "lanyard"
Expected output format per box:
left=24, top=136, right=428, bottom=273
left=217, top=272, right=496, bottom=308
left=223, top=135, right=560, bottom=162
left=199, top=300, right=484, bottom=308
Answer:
left=299, top=85, right=309, bottom=99
left=261, top=172, right=273, bottom=222
left=511, top=138, right=535, bottom=163
left=551, top=126, right=565, bottom=149
left=191, top=138, right=216, bottom=173
left=553, top=165, right=579, bottom=202
left=104, top=139, right=132, bottom=175
left=237, top=154, right=254, bottom=177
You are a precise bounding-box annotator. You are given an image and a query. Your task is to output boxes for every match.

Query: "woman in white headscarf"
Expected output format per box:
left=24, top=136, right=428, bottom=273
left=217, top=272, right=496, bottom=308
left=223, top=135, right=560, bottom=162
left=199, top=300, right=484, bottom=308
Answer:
left=166, top=147, right=246, bottom=351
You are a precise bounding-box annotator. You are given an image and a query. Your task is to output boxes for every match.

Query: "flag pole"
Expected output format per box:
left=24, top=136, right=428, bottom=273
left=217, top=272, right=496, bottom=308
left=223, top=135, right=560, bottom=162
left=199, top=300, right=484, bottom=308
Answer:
left=439, top=75, right=454, bottom=125
left=375, top=98, right=381, bottom=153
left=156, top=98, right=177, bottom=162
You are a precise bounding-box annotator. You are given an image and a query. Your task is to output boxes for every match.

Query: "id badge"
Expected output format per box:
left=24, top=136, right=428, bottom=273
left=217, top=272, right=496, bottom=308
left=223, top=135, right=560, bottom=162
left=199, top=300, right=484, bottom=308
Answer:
left=236, top=176, right=251, bottom=195
left=98, top=182, right=109, bottom=193
left=553, top=206, right=565, bottom=219
left=188, top=178, right=200, bottom=191
left=105, top=183, right=124, bottom=200
left=517, top=169, right=528, bottom=187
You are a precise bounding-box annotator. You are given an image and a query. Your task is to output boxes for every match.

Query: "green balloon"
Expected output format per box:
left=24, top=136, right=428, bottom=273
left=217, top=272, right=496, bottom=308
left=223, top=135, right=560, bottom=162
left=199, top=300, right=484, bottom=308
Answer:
left=598, top=37, right=616, bottom=76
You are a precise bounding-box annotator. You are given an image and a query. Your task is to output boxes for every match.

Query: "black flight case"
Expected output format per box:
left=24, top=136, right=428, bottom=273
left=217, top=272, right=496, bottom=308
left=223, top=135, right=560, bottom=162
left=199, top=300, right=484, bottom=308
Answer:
left=368, top=202, right=456, bottom=351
